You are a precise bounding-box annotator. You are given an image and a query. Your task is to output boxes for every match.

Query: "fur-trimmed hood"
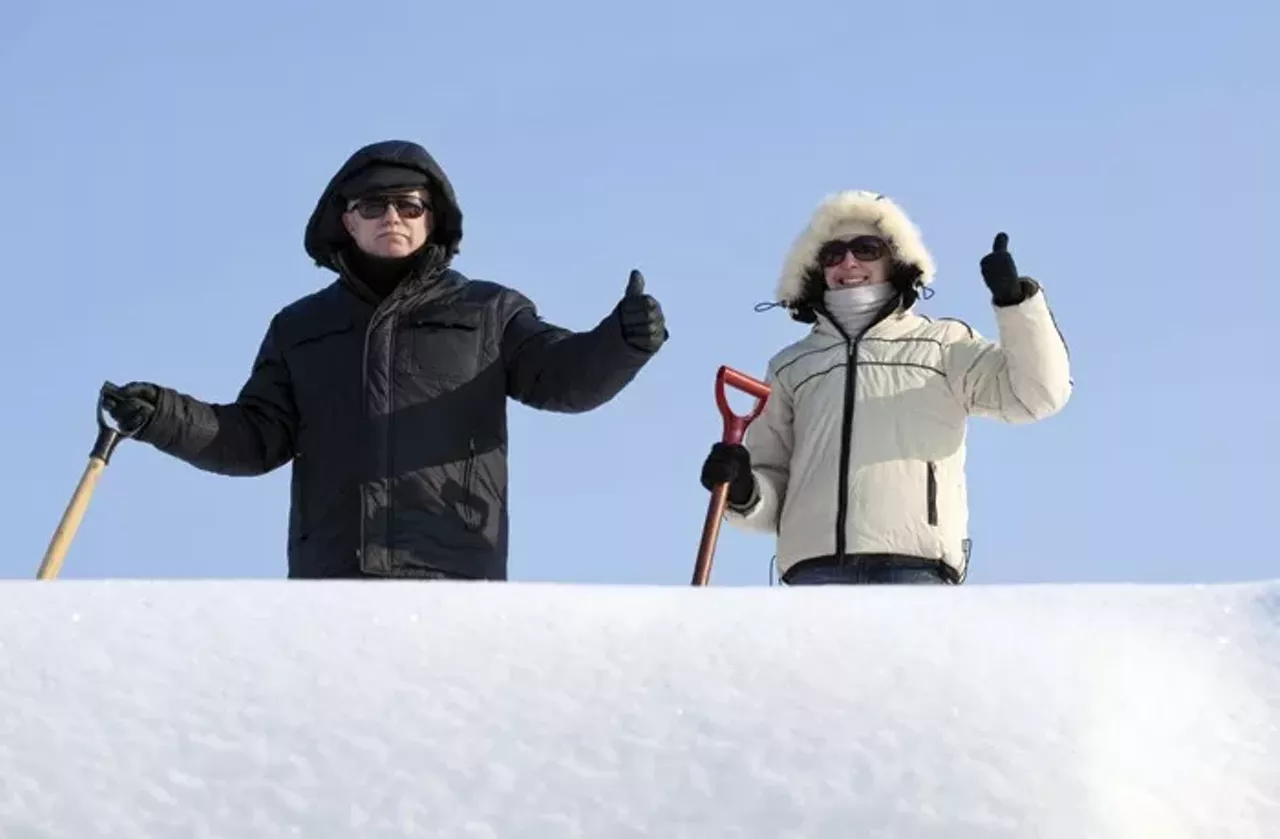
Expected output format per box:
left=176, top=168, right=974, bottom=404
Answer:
left=775, top=190, right=936, bottom=307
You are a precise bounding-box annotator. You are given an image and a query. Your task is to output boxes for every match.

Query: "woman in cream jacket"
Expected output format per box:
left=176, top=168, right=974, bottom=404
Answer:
left=700, top=191, right=1071, bottom=585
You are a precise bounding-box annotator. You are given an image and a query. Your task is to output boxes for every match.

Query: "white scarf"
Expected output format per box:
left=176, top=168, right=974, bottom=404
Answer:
left=823, top=282, right=897, bottom=338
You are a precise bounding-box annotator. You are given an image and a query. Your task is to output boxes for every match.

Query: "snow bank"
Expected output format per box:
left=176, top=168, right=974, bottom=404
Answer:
left=1, top=580, right=1277, bottom=837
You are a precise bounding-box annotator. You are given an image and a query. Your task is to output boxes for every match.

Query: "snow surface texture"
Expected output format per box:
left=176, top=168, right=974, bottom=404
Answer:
left=1, top=580, right=1278, bottom=838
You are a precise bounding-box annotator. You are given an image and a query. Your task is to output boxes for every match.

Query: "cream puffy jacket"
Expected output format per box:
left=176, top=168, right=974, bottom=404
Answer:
left=725, top=190, right=1071, bottom=581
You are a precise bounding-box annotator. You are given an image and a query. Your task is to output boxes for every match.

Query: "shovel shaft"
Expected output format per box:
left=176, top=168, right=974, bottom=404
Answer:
left=35, top=382, right=136, bottom=579
left=36, top=456, right=108, bottom=580
left=692, top=366, right=771, bottom=586
left=692, top=483, right=730, bottom=586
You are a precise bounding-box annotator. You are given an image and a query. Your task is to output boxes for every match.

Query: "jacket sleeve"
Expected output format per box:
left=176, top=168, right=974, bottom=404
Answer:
left=500, top=292, right=656, bottom=413
left=132, top=318, right=299, bottom=476
left=941, top=283, right=1072, bottom=423
left=723, top=363, right=793, bottom=533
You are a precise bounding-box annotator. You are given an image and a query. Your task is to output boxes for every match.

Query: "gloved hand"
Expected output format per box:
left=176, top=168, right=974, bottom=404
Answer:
left=616, top=269, right=667, bottom=353
left=101, top=381, right=160, bottom=435
left=979, top=232, right=1028, bottom=306
left=699, top=442, right=756, bottom=507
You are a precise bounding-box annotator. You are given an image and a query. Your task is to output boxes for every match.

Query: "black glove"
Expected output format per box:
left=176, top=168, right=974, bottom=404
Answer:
left=979, top=232, right=1029, bottom=306
left=616, top=269, right=667, bottom=353
left=700, top=442, right=756, bottom=507
left=101, top=381, right=160, bottom=435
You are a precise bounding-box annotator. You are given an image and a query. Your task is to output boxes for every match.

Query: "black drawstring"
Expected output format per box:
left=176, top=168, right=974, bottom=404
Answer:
left=754, top=283, right=932, bottom=315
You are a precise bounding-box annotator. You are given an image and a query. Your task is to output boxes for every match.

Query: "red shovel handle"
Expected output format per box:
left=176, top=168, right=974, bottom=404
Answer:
left=692, top=366, right=771, bottom=587
left=715, top=366, right=770, bottom=445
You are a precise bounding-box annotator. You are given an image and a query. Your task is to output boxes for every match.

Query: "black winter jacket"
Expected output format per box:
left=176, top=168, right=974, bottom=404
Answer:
left=133, top=141, right=659, bottom=579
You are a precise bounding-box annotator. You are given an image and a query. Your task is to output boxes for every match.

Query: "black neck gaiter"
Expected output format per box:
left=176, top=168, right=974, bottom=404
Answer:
left=343, top=247, right=418, bottom=299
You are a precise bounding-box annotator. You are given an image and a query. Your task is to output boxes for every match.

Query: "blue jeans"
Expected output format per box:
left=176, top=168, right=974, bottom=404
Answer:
left=783, top=559, right=954, bottom=585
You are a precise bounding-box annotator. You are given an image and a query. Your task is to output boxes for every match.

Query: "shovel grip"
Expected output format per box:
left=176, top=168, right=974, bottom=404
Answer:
left=93, top=381, right=140, bottom=464
left=714, top=366, right=770, bottom=445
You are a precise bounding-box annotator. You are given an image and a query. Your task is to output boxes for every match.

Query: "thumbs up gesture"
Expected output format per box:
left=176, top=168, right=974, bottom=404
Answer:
left=979, top=232, right=1029, bottom=306
left=616, top=269, right=667, bottom=353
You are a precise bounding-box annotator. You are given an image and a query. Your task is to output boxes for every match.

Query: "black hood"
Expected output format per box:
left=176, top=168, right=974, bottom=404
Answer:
left=303, top=139, right=464, bottom=272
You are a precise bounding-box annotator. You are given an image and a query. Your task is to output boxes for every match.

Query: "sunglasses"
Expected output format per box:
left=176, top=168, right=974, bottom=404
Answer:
left=348, top=195, right=430, bottom=220
left=817, top=235, right=889, bottom=267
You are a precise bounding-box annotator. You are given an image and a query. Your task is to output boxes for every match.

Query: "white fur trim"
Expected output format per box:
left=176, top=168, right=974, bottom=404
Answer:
left=776, top=190, right=936, bottom=305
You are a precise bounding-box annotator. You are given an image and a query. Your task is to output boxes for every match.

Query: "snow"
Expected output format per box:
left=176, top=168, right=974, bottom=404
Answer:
left=1, top=580, right=1277, bottom=838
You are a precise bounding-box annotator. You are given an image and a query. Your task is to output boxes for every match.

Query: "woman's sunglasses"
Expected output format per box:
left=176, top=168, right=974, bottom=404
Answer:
left=817, top=235, right=889, bottom=267
left=348, top=195, right=430, bottom=220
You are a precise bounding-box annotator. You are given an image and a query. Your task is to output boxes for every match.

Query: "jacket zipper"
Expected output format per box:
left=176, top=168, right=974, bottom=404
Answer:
left=385, top=306, right=403, bottom=556
left=345, top=262, right=456, bottom=574
left=829, top=297, right=903, bottom=562
left=357, top=284, right=401, bottom=571
left=926, top=461, right=938, bottom=526
left=336, top=250, right=380, bottom=570
left=357, top=317, right=374, bottom=568
left=834, top=339, right=856, bottom=559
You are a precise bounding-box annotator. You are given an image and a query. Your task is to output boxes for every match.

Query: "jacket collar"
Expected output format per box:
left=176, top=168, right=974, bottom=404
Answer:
left=812, top=295, right=914, bottom=342
left=336, top=244, right=458, bottom=307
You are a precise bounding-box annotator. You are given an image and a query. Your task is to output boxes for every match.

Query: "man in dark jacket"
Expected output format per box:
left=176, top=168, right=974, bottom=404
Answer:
left=102, top=139, right=667, bottom=580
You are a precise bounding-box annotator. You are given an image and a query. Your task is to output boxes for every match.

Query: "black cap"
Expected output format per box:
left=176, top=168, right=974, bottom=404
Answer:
left=338, top=163, right=431, bottom=201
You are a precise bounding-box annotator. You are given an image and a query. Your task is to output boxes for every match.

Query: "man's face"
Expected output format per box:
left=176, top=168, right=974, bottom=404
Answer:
left=341, top=188, right=432, bottom=257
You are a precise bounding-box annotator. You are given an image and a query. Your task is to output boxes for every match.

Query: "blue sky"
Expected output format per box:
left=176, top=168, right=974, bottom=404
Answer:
left=2, top=0, right=1275, bottom=585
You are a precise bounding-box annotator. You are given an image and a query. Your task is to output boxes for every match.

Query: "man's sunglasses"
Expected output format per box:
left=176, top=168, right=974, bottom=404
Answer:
left=817, top=235, right=889, bottom=267
left=348, top=196, right=430, bottom=220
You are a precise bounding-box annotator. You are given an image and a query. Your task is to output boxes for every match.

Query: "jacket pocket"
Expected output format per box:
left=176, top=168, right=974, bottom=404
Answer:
left=294, top=448, right=309, bottom=541
left=461, top=437, right=481, bottom=531
left=926, top=461, right=938, bottom=526
left=402, top=308, right=485, bottom=383
left=292, top=322, right=354, bottom=349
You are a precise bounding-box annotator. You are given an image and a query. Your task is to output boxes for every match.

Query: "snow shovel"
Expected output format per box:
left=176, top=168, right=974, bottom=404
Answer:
left=36, top=382, right=136, bottom=580
left=692, top=365, right=771, bottom=586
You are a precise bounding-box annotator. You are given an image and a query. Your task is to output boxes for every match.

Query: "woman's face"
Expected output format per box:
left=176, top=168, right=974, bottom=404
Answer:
left=817, top=234, right=891, bottom=288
